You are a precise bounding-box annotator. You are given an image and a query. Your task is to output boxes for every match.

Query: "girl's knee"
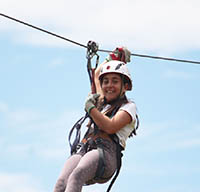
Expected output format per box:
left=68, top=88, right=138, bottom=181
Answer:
left=70, top=166, right=93, bottom=186
left=54, top=178, right=66, bottom=192
left=69, top=167, right=85, bottom=181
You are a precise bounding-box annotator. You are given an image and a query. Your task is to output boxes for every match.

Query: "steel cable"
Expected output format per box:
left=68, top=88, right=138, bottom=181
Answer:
left=1, top=13, right=200, bottom=65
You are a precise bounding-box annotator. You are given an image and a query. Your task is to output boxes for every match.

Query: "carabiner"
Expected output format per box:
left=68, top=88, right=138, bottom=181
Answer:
left=86, top=41, right=99, bottom=93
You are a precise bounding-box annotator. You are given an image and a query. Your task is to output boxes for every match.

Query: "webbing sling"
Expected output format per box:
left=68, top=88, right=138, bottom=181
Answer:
left=94, top=104, right=124, bottom=192
left=68, top=41, right=99, bottom=155
left=94, top=138, right=106, bottom=180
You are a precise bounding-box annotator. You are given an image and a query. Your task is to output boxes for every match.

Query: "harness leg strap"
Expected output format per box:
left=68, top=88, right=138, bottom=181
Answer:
left=106, top=143, right=122, bottom=192
left=94, top=138, right=105, bottom=179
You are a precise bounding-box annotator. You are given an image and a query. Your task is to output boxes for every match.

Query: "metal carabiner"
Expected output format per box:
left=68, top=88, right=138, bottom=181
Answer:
left=87, top=41, right=99, bottom=59
left=87, top=41, right=99, bottom=69
left=86, top=41, right=99, bottom=93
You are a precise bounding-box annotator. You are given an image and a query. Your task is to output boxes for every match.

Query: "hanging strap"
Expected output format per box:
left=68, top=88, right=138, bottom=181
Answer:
left=106, top=134, right=123, bottom=192
left=94, top=138, right=106, bottom=179
left=68, top=41, right=99, bottom=155
left=68, top=113, right=89, bottom=155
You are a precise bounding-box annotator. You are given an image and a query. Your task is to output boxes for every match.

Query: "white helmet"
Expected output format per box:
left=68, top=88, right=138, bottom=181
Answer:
left=99, top=60, right=132, bottom=90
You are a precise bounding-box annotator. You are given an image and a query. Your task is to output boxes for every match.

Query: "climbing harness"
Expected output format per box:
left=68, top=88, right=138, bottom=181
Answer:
left=83, top=99, right=139, bottom=191
left=68, top=42, right=139, bottom=192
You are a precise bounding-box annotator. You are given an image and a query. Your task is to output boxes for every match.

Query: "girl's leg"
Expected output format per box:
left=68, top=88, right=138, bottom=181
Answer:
left=65, top=144, right=117, bottom=192
left=53, top=154, right=82, bottom=192
left=65, top=149, right=100, bottom=192
left=54, top=139, right=117, bottom=192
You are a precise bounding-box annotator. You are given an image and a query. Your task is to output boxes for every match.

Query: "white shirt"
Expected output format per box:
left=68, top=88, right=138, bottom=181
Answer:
left=102, top=101, right=137, bottom=149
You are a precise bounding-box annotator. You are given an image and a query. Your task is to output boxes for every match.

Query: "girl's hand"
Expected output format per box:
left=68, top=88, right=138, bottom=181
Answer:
left=85, top=93, right=100, bottom=114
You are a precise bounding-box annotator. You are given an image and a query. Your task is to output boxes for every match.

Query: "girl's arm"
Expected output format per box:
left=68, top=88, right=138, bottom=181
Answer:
left=94, top=60, right=107, bottom=96
left=89, top=107, right=132, bottom=134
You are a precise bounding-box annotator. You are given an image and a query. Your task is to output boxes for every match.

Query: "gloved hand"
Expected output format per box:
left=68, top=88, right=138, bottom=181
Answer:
left=85, top=93, right=100, bottom=114
left=106, top=47, right=131, bottom=63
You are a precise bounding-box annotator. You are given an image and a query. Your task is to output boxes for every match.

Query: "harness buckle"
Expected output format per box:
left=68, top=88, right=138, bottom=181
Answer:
left=95, top=137, right=103, bottom=145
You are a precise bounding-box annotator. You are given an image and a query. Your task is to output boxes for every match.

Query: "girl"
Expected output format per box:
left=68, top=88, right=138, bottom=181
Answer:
left=54, top=49, right=138, bottom=192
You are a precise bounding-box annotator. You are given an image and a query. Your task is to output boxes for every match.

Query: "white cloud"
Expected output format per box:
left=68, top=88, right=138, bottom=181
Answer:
left=82, top=184, right=107, bottom=192
left=122, top=123, right=200, bottom=180
left=0, top=102, right=85, bottom=160
left=0, top=172, right=112, bottom=192
left=37, top=146, right=67, bottom=160
left=0, top=172, right=46, bottom=192
left=1, top=0, right=200, bottom=53
left=0, top=141, right=68, bottom=161
left=0, top=130, right=69, bottom=161
left=48, top=58, right=65, bottom=68
left=0, top=101, right=44, bottom=127
left=163, top=69, right=196, bottom=80
left=1, top=101, right=83, bottom=132
left=0, top=101, right=9, bottom=113
left=132, top=121, right=200, bottom=152
left=175, top=138, right=200, bottom=148
left=8, top=109, right=42, bottom=126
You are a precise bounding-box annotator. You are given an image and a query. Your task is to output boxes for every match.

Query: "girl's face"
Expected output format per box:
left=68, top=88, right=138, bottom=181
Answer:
left=101, top=73, right=127, bottom=102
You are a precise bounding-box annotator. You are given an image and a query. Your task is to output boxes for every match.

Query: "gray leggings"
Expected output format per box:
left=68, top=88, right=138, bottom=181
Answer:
left=53, top=139, right=117, bottom=192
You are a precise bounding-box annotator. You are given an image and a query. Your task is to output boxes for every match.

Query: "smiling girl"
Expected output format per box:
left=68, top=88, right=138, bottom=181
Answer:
left=54, top=48, right=139, bottom=192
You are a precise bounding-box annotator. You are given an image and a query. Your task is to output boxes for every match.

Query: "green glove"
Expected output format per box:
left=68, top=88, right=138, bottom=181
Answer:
left=85, top=93, right=100, bottom=114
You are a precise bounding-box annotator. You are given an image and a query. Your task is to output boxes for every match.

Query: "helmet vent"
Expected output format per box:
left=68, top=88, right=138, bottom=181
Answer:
left=106, top=65, right=111, bottom=70
left=115, top=63, right=123, bottom=70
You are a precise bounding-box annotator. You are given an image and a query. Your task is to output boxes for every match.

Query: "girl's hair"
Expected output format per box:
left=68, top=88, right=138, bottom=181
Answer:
left=96, top=95, right=138, bottom=137
left=97, top=94, right=128, bottom=117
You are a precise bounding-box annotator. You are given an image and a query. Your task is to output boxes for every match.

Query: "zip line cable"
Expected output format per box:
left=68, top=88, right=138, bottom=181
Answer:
left=0, top=13, right=87, bottom=49
left=1, top=13, right=200, bottom=65
left=100, top=48, right=200, bottom=65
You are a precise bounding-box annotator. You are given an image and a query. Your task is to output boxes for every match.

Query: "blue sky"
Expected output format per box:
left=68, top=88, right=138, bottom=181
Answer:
left=0, top=0, right=200, bottom=192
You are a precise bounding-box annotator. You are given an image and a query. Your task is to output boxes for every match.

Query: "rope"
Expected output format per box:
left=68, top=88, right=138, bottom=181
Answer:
left=1, top=13, right=200, bottom=65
